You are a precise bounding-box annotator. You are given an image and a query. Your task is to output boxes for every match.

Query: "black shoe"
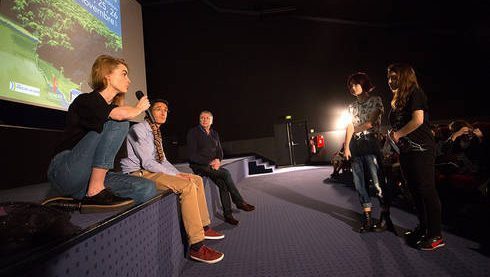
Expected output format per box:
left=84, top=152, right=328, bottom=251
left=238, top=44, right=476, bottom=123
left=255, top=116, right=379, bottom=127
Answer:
left=359, top=211, right=373, bottom=233
left=236, top=202, right=255, bottom=212
left=373, top=211, right=395, bottom=232
left=404, top=225, right=426, bottom=247
left=42, top=196, right=81, bottom=212
left=224, top=215, right=239, bottom=225
left=80, top=189, right=134, bottom=213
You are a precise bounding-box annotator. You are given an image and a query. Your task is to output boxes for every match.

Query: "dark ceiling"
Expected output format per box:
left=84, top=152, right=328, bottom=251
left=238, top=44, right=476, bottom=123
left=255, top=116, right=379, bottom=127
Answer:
left=137, top=0, right=489, bottom=36
left=136, top=0, right=489, bottom=141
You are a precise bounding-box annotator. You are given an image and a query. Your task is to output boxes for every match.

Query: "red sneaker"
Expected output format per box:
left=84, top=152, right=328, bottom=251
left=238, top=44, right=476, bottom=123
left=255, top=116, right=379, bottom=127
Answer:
left=189, top=245, right=224, bottom=264
left=418, top=236, right=446, bottom=251
left=204, top=227, right=225, bottom=240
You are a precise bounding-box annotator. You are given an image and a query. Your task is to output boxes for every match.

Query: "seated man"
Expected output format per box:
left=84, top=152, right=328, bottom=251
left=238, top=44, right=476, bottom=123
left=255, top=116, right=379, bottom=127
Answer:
left=120, top=100, right=224, bottom=264
left=187, top=110, right=255, bottom=226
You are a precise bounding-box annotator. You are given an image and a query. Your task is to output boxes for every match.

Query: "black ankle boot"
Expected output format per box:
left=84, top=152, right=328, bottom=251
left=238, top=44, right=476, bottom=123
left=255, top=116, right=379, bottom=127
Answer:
left=373, top=211, right=395, bottom=232
left=404, top=225, right=427, bottom=247
left=359, top=211, right=373, bottom=233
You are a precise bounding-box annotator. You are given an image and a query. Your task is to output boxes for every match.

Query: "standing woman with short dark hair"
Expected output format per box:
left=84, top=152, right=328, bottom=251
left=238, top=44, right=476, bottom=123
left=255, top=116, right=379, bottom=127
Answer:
left=46, top=55, right=157, bottom=210
left=387, top=63, right=444, bottom=250
left=343, top=72, right=390, bottom=233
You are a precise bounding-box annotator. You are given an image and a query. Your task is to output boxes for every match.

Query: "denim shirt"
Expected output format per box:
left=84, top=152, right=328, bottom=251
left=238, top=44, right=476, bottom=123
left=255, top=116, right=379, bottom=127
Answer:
left=120, top=121, right=180, bottom=175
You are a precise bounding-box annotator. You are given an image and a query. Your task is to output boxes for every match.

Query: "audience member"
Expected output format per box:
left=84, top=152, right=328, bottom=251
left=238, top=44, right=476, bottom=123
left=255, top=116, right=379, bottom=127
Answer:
left=430, top=124, right=449, bottom=159
left=330, top=146, right=350, bottom=177
left=439, top=120, right=487, bottom=175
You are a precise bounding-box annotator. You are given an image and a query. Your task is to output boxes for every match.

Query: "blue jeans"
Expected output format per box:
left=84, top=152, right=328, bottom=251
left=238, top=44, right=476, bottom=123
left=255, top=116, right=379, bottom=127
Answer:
left=351, top=154, right=382, bottom=209
left=47, top=120, right=156, bottom=203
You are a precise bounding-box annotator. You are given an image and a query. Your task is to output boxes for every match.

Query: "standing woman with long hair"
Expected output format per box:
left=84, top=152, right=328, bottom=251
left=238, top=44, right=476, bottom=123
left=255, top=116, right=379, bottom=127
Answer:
left=45, top=55, right=157, bottom=211
left=387, top=63, right=444, bottom=250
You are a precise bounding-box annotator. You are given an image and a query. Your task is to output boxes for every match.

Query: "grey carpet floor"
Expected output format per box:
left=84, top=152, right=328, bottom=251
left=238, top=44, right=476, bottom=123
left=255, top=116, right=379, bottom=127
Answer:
left=180, top=166, right=490, bottom=277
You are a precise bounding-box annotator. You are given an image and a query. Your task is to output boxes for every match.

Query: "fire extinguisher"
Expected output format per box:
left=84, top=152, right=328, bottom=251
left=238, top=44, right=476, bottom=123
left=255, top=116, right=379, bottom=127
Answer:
left=309, top=137, right=317, bottom=154
left=315, top=135, right=325, bottom=149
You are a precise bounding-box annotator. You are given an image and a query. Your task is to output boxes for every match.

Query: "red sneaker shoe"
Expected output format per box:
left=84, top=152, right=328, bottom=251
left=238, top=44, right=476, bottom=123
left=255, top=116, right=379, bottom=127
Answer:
left=418, top=236, right=446, bottom=251
left=204, top=227, right=225, bottom=240
left=189, top=245, right=224, bottom=264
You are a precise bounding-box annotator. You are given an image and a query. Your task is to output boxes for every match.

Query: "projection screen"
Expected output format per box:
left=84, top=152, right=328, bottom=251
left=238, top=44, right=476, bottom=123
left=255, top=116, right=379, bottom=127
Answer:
left=0, top=0, right=146, bottom=111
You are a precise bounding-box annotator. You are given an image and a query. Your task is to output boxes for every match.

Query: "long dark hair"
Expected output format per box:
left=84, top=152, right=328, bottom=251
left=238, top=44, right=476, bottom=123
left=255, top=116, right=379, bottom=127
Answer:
left=388, top=63, right=420, bottom=110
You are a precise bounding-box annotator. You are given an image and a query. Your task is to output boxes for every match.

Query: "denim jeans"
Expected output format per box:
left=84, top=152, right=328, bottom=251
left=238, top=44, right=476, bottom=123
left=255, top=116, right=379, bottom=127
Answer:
left=351, top=154, right=382, bottom=208
left=47, top=120, right=157, bottom=203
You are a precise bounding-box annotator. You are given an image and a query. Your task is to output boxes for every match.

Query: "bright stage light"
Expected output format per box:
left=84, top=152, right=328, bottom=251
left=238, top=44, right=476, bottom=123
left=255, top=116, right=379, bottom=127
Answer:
left=335, top=109, right=352, bottom=130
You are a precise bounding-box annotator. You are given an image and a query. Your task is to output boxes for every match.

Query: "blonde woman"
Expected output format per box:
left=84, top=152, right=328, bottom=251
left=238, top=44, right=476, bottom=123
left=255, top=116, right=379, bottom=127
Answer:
left=46, top=55, right=156, bottom=210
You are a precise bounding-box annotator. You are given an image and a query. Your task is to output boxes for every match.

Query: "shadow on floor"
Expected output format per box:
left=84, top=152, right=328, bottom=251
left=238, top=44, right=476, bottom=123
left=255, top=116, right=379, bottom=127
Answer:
left=324, top=171, right=490, bottom=257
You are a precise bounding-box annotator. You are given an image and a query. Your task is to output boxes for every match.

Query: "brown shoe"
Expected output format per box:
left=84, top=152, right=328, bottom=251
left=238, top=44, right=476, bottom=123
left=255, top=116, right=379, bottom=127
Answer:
left=237, top=202, right=255, bottom=212
left=224, top=215, right=239, bottom=225
left=189, top=245, right=224, bottom=264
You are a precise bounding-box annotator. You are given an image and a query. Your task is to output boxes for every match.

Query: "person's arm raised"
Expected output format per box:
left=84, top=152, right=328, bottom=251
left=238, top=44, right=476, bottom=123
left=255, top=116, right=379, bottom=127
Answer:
left=109, top=96, right=150, bottom=121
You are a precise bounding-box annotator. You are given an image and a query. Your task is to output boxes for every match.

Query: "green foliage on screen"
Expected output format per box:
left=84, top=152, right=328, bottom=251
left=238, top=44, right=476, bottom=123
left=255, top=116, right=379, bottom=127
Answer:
left=1, top=14, right=79, bottom=110
left=12, top=0, right=122, bottom=51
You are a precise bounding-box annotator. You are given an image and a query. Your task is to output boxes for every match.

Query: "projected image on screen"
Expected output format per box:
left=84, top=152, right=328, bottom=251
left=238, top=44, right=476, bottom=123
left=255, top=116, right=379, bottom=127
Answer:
left=0, top=0, right=122, bottom=110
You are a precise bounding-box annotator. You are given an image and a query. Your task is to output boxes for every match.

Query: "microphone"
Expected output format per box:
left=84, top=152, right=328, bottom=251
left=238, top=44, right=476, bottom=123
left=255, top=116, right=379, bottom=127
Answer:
left=135, top=90, right=155, bottom=123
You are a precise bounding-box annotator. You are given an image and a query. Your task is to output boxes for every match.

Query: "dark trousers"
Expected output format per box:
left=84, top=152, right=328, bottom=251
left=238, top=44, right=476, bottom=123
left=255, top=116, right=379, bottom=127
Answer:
left=400, top=150, right=442, bottom=237
left=190, top=164, right=244, bottom=216
left=376, top=152, right=395, bottom=210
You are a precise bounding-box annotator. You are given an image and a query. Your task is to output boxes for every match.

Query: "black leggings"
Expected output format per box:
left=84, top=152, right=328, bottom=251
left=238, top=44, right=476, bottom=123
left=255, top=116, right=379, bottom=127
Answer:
left=400, top=150, right=442, bottom=237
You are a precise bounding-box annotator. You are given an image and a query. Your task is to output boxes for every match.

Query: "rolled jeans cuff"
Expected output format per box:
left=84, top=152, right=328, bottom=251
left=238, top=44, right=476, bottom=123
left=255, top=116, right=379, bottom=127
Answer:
left=362, top=202, right=373, bottom=209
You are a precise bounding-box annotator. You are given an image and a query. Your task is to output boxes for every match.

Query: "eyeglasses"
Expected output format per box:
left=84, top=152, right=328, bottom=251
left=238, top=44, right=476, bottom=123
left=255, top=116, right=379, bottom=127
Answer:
left=153, top=108, right=169, bottom=113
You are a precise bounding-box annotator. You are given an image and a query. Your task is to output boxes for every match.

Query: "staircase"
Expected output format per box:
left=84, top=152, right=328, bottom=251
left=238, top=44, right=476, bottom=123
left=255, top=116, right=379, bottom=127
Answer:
left=248, top=157, right=276, bottom=175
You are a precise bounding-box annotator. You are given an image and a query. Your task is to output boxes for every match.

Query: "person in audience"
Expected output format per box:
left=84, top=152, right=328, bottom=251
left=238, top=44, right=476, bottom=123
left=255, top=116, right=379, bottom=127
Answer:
left=430, top=123, right=451, bottom=162
left=187, top=111, right=255, bottom=225
left=387, top=63, right=444, bottom=250
left=121, top=99, right=224, bottom=264
left=343, top=72, right=392, bottom=233
left=434, top=120, right=489, bottom=199
left=45, top=55, right=157, bottom=211
left=330, top=146, right=350, bottom=178
left=439, top=120, right=487, bottom=175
